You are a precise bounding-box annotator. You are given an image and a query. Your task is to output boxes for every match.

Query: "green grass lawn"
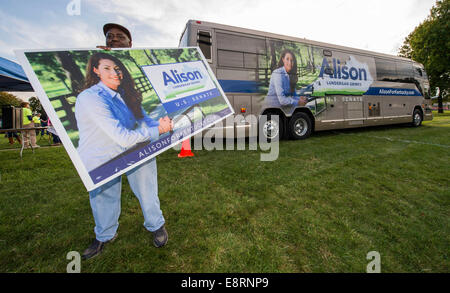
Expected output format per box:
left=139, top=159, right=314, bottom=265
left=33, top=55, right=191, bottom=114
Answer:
left=0, top=112, right=448, bottom=273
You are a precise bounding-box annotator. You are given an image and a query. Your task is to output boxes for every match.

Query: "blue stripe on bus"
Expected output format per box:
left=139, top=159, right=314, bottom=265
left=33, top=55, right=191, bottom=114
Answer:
left=218, top=80, right=260, bottom=93
left=218, top=80, right=422, bottom=97
left=364, top=87, right=422, bottom=96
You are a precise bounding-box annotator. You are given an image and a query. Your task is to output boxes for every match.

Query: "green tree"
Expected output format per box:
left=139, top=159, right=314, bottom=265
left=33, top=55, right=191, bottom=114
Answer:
left=0, top=92, right=23, bottom=107
left=399, top=0, right=449, bottom=113
left=29, top=96, right=43, bottom=114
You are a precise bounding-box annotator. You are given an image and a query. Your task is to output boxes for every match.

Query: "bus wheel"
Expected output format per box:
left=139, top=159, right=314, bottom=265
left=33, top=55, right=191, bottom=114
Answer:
left=260, top=113, right=283, bottom=142
left=412, top=109, right=423, bottom=127
left=289, top=112, right=312, bottom=140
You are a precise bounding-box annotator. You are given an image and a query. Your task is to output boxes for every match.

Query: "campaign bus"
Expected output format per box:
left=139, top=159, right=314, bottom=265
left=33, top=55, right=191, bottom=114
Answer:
left=179, top=20, right=433, bottom=140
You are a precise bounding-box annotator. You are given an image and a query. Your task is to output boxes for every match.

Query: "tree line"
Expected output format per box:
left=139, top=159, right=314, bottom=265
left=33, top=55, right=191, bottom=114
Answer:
left=399, top=0, right=449, bottom=113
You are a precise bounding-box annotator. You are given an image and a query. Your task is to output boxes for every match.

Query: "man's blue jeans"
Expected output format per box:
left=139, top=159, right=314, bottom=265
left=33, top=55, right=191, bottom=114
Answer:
left=89, top=158, right=165, bottom=242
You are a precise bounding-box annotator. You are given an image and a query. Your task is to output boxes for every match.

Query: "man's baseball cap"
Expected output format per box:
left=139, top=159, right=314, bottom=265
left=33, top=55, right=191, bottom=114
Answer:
left=103, top=23, right=132, bottom=41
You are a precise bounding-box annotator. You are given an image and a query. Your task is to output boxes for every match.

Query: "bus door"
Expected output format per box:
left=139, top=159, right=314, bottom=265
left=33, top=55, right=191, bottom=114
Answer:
left=343, top=96, right=364, bottom=127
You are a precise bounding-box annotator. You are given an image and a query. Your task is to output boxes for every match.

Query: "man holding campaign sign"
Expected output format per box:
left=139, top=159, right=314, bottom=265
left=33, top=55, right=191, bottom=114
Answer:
left=15, top=23, right=233, bottom=260
left=76, top=50, right=172, bottom=259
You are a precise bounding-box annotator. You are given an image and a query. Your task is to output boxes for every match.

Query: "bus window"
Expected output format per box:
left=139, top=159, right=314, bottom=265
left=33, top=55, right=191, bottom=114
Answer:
left=218, top=50, right=266, bottom=70
left=396, top=61, right=414, bottom=80
left=414, top=66, right=423, bottom=77
left=244, top=53, right=258, bottom=69
left=197, top=30, right=212, bottom=60
left=415, top=66, right=428, bottom=80
left=375, top=57, right=398, bottom=81
left=218, top=50, right=244, bottom=68
left=216, top=32, right=266, bottom=54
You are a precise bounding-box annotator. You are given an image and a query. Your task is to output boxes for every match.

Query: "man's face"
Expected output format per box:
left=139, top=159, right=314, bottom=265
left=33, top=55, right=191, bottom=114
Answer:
left=105, top=27, right=131, bottom=48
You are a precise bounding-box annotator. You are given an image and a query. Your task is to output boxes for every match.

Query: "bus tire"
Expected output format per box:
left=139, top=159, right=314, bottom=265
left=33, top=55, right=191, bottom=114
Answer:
left=259, top=112, right=283, bottom=142
left=288, top=112, right=312, bottom=140
left=411, top=108, right=423, bottom=127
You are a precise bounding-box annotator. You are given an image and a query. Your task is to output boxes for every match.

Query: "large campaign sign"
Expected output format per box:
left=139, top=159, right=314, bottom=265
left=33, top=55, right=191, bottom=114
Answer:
left=15, top=47, right=233, bottom=191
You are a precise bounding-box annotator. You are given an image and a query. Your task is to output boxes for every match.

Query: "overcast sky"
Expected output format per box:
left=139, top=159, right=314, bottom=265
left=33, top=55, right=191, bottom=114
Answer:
left=0, top=0, right=437, bottom=62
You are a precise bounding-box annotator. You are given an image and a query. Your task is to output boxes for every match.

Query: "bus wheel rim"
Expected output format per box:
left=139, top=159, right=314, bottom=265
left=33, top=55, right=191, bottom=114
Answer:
left=263, top=120, right=279, bottom=139
left=414, top=113, right=421, bottom=125
left=294, top=118, right=307, bottom=136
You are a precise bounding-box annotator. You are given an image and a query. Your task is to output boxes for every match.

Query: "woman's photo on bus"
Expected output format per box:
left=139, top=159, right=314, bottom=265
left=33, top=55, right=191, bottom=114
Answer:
left=264, top=49, right=308, bottom=111
left=75, top=52, right=173, bottom=172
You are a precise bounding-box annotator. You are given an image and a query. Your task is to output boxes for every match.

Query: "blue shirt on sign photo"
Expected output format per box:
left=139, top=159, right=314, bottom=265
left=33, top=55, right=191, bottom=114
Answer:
left=75, top=81, right=160, bottom=172
left=265, top=66, right=299, bottom=108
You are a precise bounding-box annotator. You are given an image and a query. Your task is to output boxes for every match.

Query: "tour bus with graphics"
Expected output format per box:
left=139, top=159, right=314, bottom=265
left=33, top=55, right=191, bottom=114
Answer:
left=179, top=20, right=433, bottom=140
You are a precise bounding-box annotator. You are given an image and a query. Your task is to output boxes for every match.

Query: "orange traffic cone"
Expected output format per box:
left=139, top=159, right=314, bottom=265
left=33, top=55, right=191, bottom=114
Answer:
left=178, top=138, right=194, bottom=158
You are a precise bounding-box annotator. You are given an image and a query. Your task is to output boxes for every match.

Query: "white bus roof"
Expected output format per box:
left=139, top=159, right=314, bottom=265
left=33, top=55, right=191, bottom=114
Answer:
left=187, top=20, right=415, bottom=63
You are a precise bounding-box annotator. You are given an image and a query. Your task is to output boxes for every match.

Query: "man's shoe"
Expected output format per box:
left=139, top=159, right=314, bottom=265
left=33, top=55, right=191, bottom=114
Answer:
left=82, top=233, right=117, bottom=260
left=152, top=225, right=168, bottom=248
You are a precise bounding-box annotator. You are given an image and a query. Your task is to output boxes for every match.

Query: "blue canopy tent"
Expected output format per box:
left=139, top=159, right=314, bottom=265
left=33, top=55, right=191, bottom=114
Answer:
left=0, top=56, right=33, bottom=92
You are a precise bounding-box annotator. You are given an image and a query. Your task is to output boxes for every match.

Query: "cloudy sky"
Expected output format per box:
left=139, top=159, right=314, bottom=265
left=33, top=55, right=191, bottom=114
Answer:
left=0, top=0, right=437, bottom=62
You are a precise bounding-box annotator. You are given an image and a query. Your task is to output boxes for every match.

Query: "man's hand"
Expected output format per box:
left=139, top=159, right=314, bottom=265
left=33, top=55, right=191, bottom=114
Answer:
left=158, top=116, right=173, bottom=134
left=96, top=45, right=111, bottom=50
